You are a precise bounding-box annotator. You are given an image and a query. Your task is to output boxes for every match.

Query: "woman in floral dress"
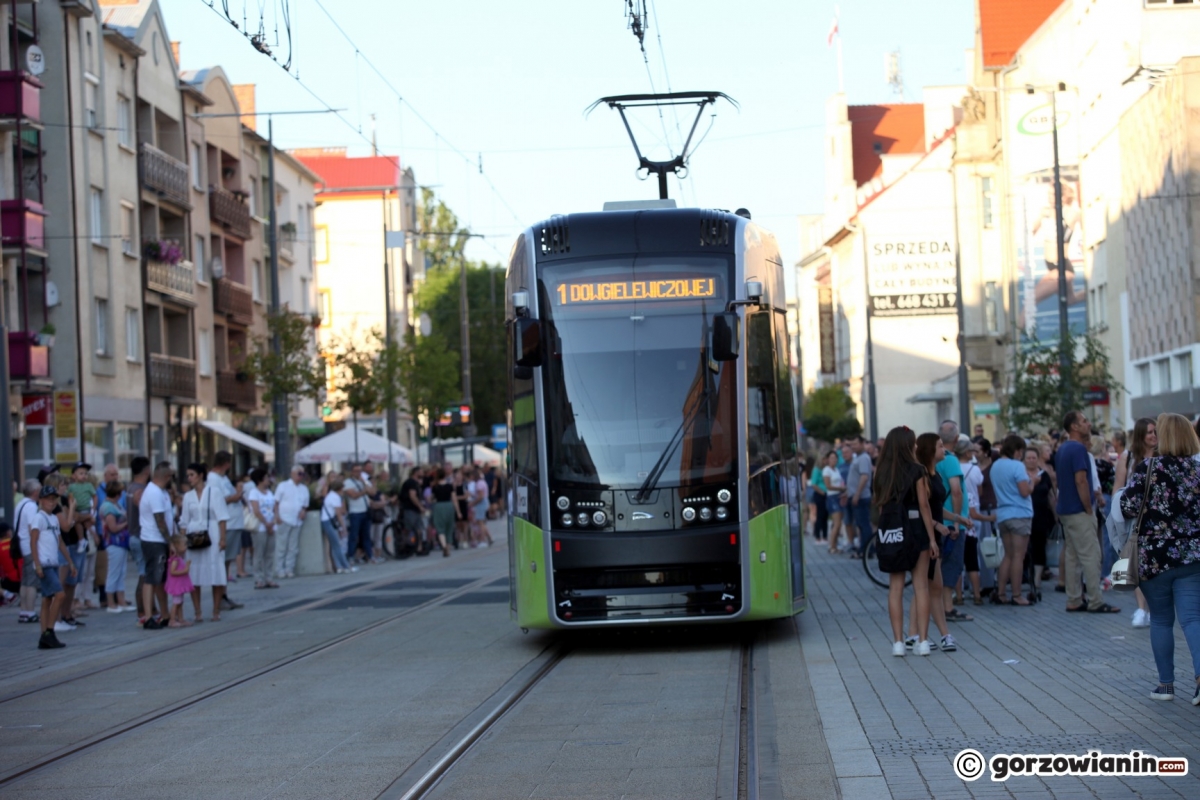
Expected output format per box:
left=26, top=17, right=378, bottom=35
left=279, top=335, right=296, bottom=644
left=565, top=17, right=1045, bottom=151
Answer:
left=1120, top=413, right=1200, bottom=704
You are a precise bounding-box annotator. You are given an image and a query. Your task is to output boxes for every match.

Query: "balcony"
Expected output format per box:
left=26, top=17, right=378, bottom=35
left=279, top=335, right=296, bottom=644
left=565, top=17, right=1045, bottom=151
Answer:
left=0, top=71, right=41, bottom=125
left=1, top=198, right=45, bottom=252
left=217, top=370, right=258, bottom=411
left=8, top=332, right=48, bottom=379
left=149, top=354, right=197, bottom=400
left=146, top=259, right=196, bottom=306
left=214, top=279, right=254, bottom=326
left=140, top=143, right=191, bottom=209
left=209, top=185, right=252, bottom=239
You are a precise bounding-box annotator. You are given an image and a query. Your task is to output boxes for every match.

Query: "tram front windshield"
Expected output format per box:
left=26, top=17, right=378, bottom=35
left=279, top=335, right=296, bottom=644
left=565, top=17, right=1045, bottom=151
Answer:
left=541, top=256, right=737, bottom=491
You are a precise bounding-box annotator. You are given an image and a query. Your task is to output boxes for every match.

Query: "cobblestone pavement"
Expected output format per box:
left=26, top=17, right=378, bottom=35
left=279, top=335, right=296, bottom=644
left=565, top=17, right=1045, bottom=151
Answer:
left=799, top=542, right=1200, bottom=799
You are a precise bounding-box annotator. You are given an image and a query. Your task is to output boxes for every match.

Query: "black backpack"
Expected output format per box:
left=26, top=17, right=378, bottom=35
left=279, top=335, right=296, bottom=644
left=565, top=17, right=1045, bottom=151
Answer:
left=875, top=468, right=925, bottom=574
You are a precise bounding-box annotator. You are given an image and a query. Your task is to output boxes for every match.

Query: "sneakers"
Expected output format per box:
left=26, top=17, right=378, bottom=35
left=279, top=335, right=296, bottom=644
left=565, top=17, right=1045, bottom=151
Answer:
left=904, top=635, right=918, bottom=650
left=1151, top=684, right=1175, bottom=701
left=892, top=641, right=906, bottom=657
left=915, top=640, right=932, bottom=656
left=18, top=613, right=38, bottom=624
left=1194, top=684, right=1200, bottom=707
left=142, top=617, right=162, bottom=630
left=38, top=630, right=65, bottom=650
left=62, top=617, right=85, bottom=627
left=1132, top=609, right=1151, bottom=628
left=107, top=606, right=124, bottom=614
left=53, top=620, right=76, bottom=633
left=940, top=634, right=958, bottom=652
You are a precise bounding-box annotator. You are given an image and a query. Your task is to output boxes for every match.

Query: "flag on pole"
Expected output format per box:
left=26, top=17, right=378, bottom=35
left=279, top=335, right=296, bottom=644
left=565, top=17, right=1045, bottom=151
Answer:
left=827, top=12, right=839, bottom=47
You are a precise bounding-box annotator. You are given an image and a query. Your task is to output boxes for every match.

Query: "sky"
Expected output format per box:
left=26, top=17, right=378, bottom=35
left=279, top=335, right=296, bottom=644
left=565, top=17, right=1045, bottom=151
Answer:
left=162, top=0, right=976, bottom=284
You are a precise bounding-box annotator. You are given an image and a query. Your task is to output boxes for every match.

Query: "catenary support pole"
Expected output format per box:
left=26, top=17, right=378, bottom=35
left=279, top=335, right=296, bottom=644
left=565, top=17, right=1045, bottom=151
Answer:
left=459, top=256, right=475, bottom=438
left=951, top=135, right=970, bottom=427
left=383, top=191, right=399, bottom=477
left=1050, top=89, right=1071, bottom=413
left=268, top=117, right=289, bottom=471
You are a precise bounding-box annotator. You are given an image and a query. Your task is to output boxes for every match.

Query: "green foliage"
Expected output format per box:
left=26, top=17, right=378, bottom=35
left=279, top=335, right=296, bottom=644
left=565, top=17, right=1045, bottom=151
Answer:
left=802, top=385, right=861, bottom=443
left=1004, top=329, right=1123, bottom=434
left=417, top=188, right=472, bottom=272
left=395, top=330, right=460, bottom=440
left=326, top=328, right=387, bottom=418
left=242, top=311, right=325, bottom=401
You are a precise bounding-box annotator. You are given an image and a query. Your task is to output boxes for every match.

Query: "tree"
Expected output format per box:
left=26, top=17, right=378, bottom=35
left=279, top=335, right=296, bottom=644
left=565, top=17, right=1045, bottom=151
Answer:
left=326, top=328, right=386, bottom=436
left=395, top=330, right=460, bottom=441
left=1004, top=329, right=1123, bottom=434
left=802, top=385, right=862, bottom=443
left=241, top=310, right=326, bottom=401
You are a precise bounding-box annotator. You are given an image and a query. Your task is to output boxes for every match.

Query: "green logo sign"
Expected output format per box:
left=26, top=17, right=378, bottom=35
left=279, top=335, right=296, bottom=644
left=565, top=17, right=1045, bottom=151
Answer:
left=1017, top=103, right=1070, bottom=136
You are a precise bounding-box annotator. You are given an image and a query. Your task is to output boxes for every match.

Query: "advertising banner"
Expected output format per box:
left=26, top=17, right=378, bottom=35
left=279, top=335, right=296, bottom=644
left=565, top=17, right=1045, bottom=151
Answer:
left=865, top=236, right=957, bottom=317
left=817, top=284, right=836, bottom=374
left=1007, top=91, right=1087, bottom=344
left=52, top=390, right=79, bottom=463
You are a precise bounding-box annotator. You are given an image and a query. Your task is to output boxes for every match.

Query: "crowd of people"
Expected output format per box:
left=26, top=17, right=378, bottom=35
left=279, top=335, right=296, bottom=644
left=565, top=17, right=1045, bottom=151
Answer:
left=806, top=412, right=1200, bottom=704
left=0, top=454, right=507, bottom=650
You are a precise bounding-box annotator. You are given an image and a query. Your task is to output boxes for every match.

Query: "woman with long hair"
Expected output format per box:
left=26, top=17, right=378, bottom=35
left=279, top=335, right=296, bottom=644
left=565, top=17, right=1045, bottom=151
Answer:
left=822, top=451, right=846, bottom=554
left=873, top=427, right=940, bottom=657
left=1030, top=444, right=1057, bottom=602
left=809, top=457, right=828, bottom=542
left=905, top=433, right=958, bottom=652
left=177, top=463, right=228, bottom=622
left=1119, top=413, right=1200, bottom=703
left=1115, top=417, right=1157, bottom=627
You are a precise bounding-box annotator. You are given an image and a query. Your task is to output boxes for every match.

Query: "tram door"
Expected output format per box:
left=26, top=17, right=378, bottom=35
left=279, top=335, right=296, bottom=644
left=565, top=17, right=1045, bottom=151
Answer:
left=773, top=312, right=804, bottom=607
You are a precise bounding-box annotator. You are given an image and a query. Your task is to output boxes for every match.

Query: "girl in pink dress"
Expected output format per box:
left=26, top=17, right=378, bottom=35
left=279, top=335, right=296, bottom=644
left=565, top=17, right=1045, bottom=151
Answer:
left=165, top=534, right=195, bottom=628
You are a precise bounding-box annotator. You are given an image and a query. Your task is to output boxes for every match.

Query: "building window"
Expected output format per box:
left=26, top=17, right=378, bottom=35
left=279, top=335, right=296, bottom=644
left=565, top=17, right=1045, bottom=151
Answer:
left=191, top=142, right=203, bottom=188
left=95, top=298, right=109, bottom=355
left=1155, top=358, right=1172, bottom=394
left=300, top=277, right=310, bottom=314
left=117, top=96, right=132, bottom=147
left=984, top=281, right=1000, bottom=335
left=981, top=177, right=995, bottom=229
left=1137, top=364, right=1151, bottom=396
left=318, top=289, right=332, bottom=326
left=315, top=226, right=329, bottom=262
left=1146, top=0, right=1199, bottom=6
left=252, top=259, right=263, bottom=303
left=198, top=328, right=211, bottom=376
left=115, top=424, right=143, bottom=478
left=83, top=423, right=111, bottom=470
left=120, top=203, right=135, bottom=256
left=90, top=187, right=103, bottom=244
left=125, top=308, right=140, bottom=362
left=84, top=77, right=99, bottom=129
left=193, top=235, right=206, bottom=282
left=1178, top=353, right=1194, bottom=389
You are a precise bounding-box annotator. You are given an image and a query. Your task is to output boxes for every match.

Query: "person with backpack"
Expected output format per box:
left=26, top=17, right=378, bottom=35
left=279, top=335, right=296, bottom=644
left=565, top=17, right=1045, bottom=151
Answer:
left=873, top=426, right=940, bottom=657
left=13, top=480, right=41, bottom=624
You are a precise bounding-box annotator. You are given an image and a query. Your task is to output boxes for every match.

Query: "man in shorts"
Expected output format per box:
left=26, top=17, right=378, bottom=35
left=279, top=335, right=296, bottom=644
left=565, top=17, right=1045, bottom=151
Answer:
left=14, top=480, right=42, bottom=624
left=138, top=463, right=176, bottom=629
left=30, top=485, right=75, bottom=649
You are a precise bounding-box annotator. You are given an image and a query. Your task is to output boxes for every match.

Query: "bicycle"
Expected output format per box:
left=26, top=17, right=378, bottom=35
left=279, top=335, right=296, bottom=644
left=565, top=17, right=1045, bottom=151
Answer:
left=862, top=531, right=913, bottom=589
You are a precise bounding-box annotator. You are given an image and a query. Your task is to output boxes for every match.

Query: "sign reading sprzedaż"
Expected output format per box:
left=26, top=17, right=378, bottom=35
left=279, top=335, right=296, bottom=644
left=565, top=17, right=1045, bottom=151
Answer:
left=866, top=237, right=957, bottom=318
left=555, top=277, right=717, bottom=306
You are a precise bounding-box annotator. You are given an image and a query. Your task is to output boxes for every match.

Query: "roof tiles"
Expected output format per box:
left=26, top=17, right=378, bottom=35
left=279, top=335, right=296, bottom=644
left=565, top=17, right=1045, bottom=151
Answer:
left=978, top=0, right=1063, bottom=69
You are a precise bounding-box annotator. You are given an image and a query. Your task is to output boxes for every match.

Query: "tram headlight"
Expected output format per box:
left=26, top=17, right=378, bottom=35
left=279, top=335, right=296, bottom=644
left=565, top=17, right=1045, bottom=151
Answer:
left=681, top=507, right=696, bottom=522
left=561, top=513, right=574, bottom=527
left=699, top=507, right=713, bottom=522
left=577, top=512, right=590, bottom=527
left=717, top=488, right=732, bottom=504
left=556, top=496, right=571, bottom=511
left=592, top=510, right=607, bottom=527
left=715, top=506, right=729, bottom=521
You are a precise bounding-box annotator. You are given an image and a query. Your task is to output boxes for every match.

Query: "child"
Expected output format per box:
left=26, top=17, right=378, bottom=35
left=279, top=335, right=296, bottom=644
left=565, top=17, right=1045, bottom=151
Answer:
left=65, top=462, right=98, bottom=617
left=164, top=533, right=195, bottom=628
left=0, top=522, right=19, bottom=605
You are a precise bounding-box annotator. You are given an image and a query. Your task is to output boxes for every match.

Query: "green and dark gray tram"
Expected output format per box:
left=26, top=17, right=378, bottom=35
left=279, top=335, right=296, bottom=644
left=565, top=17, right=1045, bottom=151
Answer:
left=505, top=207, right=803, bottom=629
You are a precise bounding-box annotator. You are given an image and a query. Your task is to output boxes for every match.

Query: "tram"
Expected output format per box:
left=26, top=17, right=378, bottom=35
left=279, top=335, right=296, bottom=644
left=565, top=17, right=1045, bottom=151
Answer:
left=505, top=206, right=804, bottom=629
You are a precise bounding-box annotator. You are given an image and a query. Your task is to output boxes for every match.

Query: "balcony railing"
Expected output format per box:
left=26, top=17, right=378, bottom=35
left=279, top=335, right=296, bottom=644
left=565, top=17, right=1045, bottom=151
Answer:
left=146, top=259, right=196, bottom=306
left=8, top=332, right=48, bottom=379
left=214, top=279, right=254, bottom=326
left=0, top=71, right=41, bottom=124
left=1, top=198, right=45, bottom=251
left=149, top=354, right=197, bottom=400
left=209, top=185, right=252, bottom=239
left=217, top=370, right=258, bottom=411
left=140, top=143, right=191, bottom=208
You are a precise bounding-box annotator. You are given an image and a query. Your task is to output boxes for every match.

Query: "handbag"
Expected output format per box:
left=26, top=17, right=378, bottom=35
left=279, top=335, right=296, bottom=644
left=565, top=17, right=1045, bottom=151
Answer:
left=1112, top=458, right=1156, bottom=591
left=979, top=524, right=1005, bottom=569
left=186, top=487, right=213, bottom=550
left=1045, top=522, right=1064, bottom=568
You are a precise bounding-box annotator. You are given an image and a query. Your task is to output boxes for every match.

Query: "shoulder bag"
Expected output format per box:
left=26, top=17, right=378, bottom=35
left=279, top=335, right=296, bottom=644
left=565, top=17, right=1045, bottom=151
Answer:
left=1112, top=458, right=1155, bottom=591
left=979, top=519, right=1005, bottom=570
left=186, top=488, right=213, bottom=550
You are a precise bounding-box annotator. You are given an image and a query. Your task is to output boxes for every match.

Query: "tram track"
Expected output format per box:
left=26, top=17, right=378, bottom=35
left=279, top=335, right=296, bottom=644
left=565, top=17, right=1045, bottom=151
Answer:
left=0, top=569, right=506, bottom=789
left=0, top=543, right=502, bottom=706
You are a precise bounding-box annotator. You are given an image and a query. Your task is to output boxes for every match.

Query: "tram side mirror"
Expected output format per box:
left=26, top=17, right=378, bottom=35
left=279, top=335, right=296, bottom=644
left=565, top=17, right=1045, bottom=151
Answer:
left=513, top=317, right=543, bottom=370
left=712, top=313, right=740, bottom=361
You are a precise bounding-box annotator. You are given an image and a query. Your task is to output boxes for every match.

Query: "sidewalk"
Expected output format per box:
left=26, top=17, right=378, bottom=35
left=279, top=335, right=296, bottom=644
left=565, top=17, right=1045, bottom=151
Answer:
left=798, top=542, right=1200, bottom=799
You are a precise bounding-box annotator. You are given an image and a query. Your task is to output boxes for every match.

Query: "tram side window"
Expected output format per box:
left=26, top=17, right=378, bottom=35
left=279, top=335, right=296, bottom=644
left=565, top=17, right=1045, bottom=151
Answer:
left=773, top=311, right=798, bottom=458
left=510, top=344, right=540, bottom=525
left=746, top=310, right=781, bottom=471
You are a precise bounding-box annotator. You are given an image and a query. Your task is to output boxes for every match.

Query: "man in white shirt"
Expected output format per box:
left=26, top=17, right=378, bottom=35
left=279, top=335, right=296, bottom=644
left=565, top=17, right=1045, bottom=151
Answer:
left=137, top=463, right=175, bottom=629
left=343, top=463, right=372, bottom=563
left=30, top=485, right=75, bottom=649
left=14, top=480, right=42, bottom=624
left=211, top=451, right=245, bottom=609
left=273, top=467, right=310, bottom=579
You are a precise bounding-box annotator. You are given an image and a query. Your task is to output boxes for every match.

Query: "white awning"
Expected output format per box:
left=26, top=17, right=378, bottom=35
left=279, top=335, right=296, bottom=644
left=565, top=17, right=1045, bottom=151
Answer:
left=198, top=420, right=275, bottom=460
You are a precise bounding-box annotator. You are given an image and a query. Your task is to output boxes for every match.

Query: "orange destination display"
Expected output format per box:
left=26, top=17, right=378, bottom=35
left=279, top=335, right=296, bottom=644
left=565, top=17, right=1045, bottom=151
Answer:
left=555, top=276, right=718, bottom=305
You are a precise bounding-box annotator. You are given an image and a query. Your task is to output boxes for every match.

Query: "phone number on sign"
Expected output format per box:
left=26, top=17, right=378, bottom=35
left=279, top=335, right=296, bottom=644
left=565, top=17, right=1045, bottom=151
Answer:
left=870, top=292, right=957, bottom=316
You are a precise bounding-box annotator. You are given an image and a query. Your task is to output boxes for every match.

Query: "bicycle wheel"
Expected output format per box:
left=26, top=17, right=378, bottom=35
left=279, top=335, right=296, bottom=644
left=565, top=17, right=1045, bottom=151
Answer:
left=382, top=523, right=399, bottom=559
left=863, top=533, right=912, bottom=588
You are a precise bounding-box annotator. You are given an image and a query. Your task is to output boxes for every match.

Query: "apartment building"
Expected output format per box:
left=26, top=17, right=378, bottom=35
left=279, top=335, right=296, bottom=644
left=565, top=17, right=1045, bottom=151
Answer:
left=293, top=147, right=419, bottom=447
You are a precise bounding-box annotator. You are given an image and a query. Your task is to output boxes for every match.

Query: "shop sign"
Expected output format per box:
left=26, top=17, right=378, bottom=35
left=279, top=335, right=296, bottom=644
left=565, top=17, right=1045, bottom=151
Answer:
left=22, top=394, right=52, bottom=426
left=866, top=236, right=957, bottom=318
left=53, top=390, right=79, bottom=462
left=818, top=284, right=836, bottom=374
